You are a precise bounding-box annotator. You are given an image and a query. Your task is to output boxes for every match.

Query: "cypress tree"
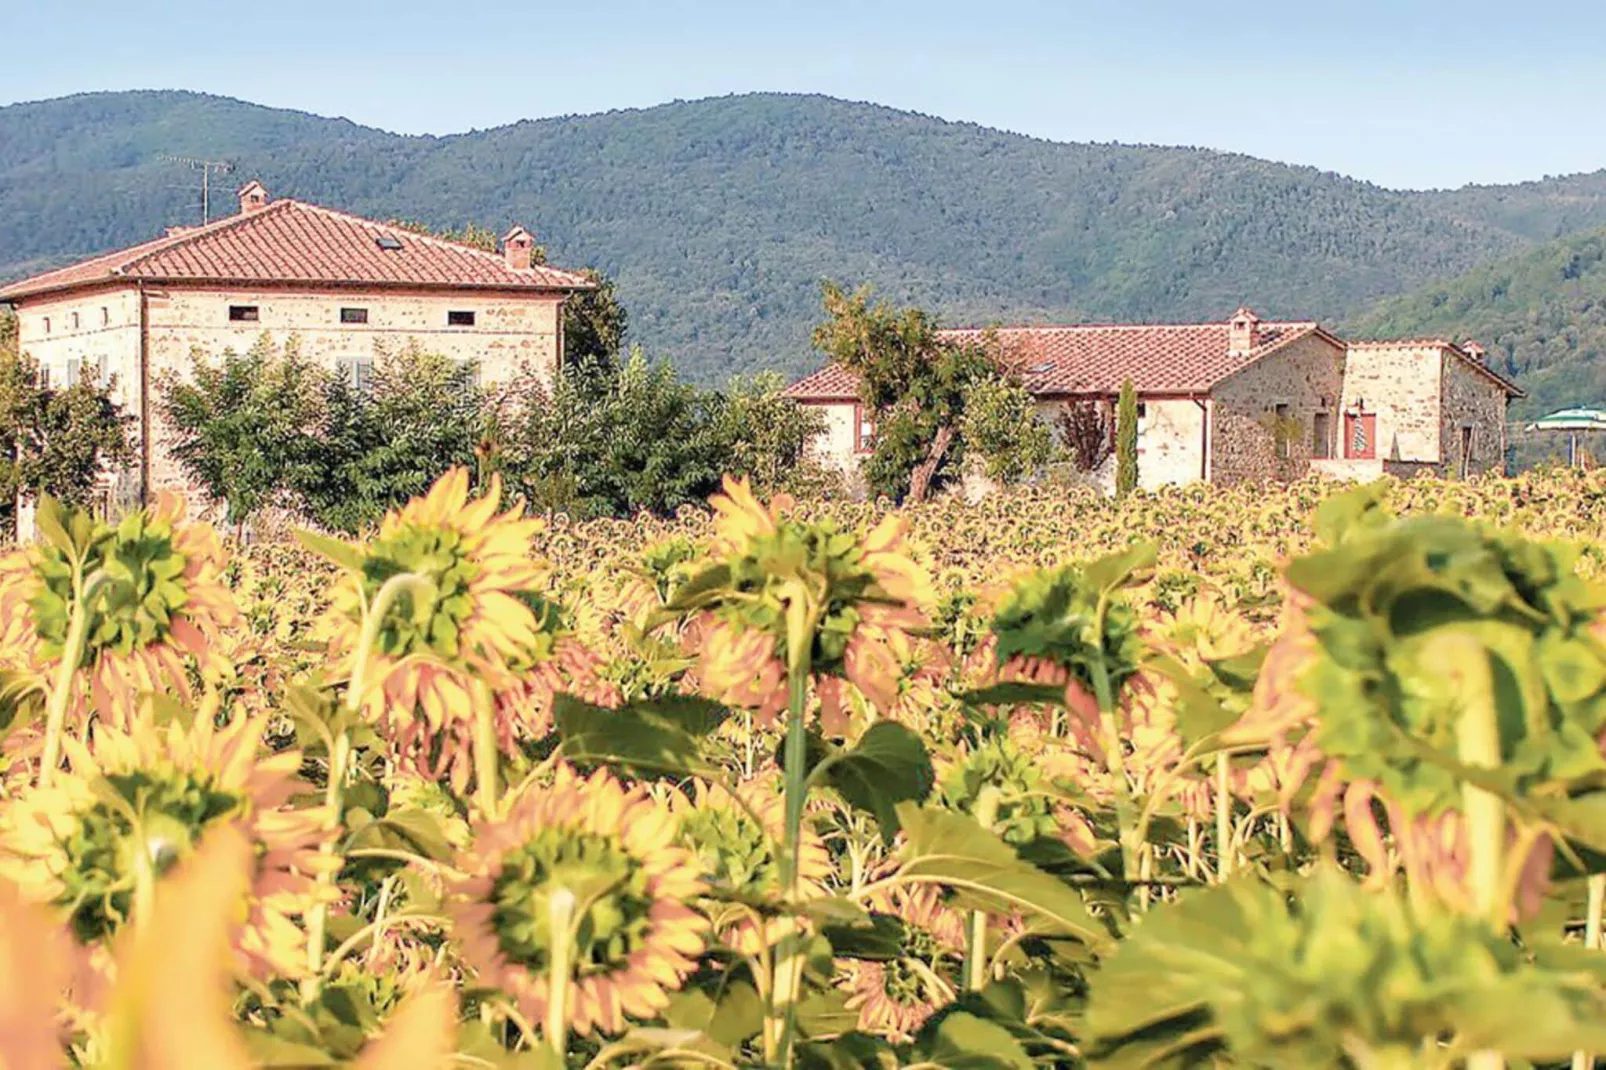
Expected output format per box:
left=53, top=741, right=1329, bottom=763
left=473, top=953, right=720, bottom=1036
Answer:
left=1116, top=378, right=1138, bottom=498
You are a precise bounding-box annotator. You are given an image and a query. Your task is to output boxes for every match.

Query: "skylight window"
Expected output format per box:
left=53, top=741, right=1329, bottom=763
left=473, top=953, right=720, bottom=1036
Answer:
left=1029, top=362, right=1054, bottom=373
left=375, top=234, right=404, bottom=251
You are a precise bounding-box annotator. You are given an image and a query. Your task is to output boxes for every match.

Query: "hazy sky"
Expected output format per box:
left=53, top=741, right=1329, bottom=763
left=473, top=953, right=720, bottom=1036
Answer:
left=2, top=0, right=1601, bottom=190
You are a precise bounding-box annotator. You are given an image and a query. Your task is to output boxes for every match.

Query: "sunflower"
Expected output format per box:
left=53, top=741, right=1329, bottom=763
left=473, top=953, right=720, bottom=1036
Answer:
left=447, top=766, right=706, bottom=1036
left=0, top=492, right=240, bottom=726
left=840, top=883, right=967, bottom=1043
left=315, top=469, right=548, bottom=787
left=678, top=476, right=934, bottom=730
left=0, top=708, right=336, bottom=984
left=667, top=776, right=831, bottom=956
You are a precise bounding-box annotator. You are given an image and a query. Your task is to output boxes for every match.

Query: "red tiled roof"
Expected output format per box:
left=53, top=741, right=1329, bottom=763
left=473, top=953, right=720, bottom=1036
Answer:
left=783, top=320, right=1329, bottom=401
left=0, top=198, right=593, bottom=301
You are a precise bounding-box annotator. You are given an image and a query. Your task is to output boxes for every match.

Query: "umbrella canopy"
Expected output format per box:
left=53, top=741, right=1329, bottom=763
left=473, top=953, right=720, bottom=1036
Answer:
left=1524, top=407, right=1606, bottom=432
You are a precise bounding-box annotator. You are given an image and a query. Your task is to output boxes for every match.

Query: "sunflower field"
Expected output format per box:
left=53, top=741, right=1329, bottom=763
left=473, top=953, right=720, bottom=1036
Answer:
left=9, top=466, right=1606, bottom=1068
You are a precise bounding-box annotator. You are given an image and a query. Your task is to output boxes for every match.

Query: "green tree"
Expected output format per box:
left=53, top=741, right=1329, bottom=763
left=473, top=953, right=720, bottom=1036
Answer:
left=158, top=336, right=329, bottom=531
left=0, top=345, right=133, bottom=516
left=707, top=372, right=828, bottom=495
left=502, top=349, right=720, bottom=518
left=293, top=344, right=488, bottom=532
left=1115, top=378, right=1139, bottom=498
left=563, top=268, right=629, bottom=368
left=960, top=376, right=1056, bottom=484
left=811, top=281, right=993, bottom=502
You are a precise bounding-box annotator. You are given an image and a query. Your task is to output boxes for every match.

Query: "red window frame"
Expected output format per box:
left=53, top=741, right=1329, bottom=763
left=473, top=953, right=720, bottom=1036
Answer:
left=1345, top=412, right=1377, bottom=460
left=853, top=403, right=877, bottom=454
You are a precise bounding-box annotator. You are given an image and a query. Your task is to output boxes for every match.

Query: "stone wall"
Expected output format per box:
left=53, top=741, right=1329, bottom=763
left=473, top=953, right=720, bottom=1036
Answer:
left=801, top=401, right=861, bottom=475
left=141, top=285, right=562, bottom=498
left=12, top=287, right=144, bottom=511
left=1210, top=334, right=1346, bottom=485
left=13, top=282, right=565, bottom=517
left=1340, top=343, right=1442, bottom=464
left=1440, top=354, right=1510, bottom=476
left=1137, top=398, right=1206, bottom=490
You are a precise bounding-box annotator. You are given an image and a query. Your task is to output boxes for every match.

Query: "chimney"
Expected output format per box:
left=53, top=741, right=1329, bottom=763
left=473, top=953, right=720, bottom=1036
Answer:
left=1463, top=340, right=1487, bottom=362
left=1227, top=306, right=1261, bottom=357
left=237, top=180, right=269, bottom=215
left=502, top=226, right=535, bottom=271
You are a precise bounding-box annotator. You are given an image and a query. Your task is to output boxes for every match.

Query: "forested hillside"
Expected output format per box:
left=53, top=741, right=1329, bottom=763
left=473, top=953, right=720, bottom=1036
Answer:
left=4, top=90, right=1606, bottom=383
left=1346, top=227, right=1606, bottom=419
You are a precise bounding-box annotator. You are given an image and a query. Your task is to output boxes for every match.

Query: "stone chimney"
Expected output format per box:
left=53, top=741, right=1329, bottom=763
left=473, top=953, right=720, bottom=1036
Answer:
left=502, top=226, right=535, bottom=271
left=1227, top=306, right=1261, bottom=357
left=1463, top=340, right=1487, bottom=362
left=237, top=180, right=269, bottom=215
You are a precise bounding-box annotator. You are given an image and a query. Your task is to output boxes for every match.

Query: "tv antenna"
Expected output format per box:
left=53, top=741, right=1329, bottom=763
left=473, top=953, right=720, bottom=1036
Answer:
left=158, top=155, right=235, bottom=224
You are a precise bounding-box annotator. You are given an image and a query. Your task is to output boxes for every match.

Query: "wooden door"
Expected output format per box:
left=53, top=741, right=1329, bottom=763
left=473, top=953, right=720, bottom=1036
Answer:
left=1344, top=413, right=1377, bottom=460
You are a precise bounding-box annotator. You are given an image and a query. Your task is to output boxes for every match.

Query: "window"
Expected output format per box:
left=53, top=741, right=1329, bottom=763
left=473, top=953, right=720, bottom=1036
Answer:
left=375, top=234, right=404, bottom=251
left=1312, top=411, right=1332, bottom=459
left=100, top=307, right=110, bottom=327
left=447, top=310, right=476, bottom=327
left=455, top=359, right=481, bottom=387
left=67, top=358, right=81, bottom=383
left=1459, top=425, right=1475, bottom=478
left=1273, top=402, right=1292, bottom=459
left=1135, top=402, right=1148, bottom=420
left=340, top=307, right=369, bottom=324
left=229, top=305, right=260, bottom=322
left=1345, top=413, right=1377, bottom=460
left=854, top=404, right=877, bottom=454
left=42, top=316, right=50, bottom=334
left=37, top=365, right=51, bottom=388
left=70, top=312, right=80, bottom=330
left=338, top=358, right=374, bottom=394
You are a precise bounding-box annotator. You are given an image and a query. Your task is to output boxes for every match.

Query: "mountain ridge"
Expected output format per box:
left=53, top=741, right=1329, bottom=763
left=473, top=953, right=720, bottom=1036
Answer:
left=5, top=89, right=1606, bottom=384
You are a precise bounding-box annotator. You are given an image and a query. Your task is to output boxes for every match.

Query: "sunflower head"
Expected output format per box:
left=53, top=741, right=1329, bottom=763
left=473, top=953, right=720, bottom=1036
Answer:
left=448, top=766, right=706, bottom=1035
left=989, top=550, right=1150, bottom=698
left=0, top=495, right=239, bottom=716
left=673, top=477, right=932, bottom=713
left=0, top=712, right=332, bottom=976
left=671, top=778, right=830, bottom=899
left=316, top=469, right=547, bottom=669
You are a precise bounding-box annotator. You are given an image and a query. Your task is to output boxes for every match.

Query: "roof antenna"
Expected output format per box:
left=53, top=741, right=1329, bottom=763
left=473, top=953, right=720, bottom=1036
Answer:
left=157, top=155, right=236, bottom=224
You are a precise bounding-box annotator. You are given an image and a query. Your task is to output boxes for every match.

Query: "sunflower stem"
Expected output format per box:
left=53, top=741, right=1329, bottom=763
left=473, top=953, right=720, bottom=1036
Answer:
left=965, top=787, right=1002, bottom=991
left=1573, top=875, right=1606, bottom=1070
left=546, top=887, right=577, bottom=1058
left=305, top=570, right=426, bottom=1001
left=773, top=654, right=812, bottom=1068
left=39, top=570, right=105, bottom=788
left=1090, top=654, right=1139, bottom=895
left=1439, top=633, right=1506, bottom=1070
left=474, top=683, right=499, bottom=815
left=1216, top=751, right=1233, bottom=883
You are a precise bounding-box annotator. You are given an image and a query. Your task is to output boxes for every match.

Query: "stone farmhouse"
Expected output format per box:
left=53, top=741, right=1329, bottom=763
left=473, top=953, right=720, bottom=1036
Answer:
left=0, top=180, right=593, bottom=514
left=783, top=308, right=1524, bottom=491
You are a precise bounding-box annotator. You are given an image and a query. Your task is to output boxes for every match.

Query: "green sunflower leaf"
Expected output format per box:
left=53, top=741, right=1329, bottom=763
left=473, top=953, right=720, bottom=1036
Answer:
left=811, top=722, right=934, bottom=843
left=292, top=528, right=367, bottom=573
left=956, top=682, right=1067, bottom=709
left=553, top=694, right=715, bottom=778
left=912, top=1011, right=1034, bottom=1070
left=893, top=804, right=1114, bottom=954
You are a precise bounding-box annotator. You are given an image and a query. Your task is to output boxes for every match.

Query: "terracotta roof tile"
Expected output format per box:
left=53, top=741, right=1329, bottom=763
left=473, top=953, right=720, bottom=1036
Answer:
left=0, top=198, right=593, bottom=300
left=783, top=320, right=1326, bottom=401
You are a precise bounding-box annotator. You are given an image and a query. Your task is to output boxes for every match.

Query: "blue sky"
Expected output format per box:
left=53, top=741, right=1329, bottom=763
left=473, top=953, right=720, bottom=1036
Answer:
left=2, top=0, right=1602, bottom=189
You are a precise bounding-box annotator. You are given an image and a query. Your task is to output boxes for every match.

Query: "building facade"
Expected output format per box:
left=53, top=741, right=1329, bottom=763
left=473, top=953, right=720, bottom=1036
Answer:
left=0, top=181, right=592, bottom=515
left=785, top=308, right=1522, bottom=493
